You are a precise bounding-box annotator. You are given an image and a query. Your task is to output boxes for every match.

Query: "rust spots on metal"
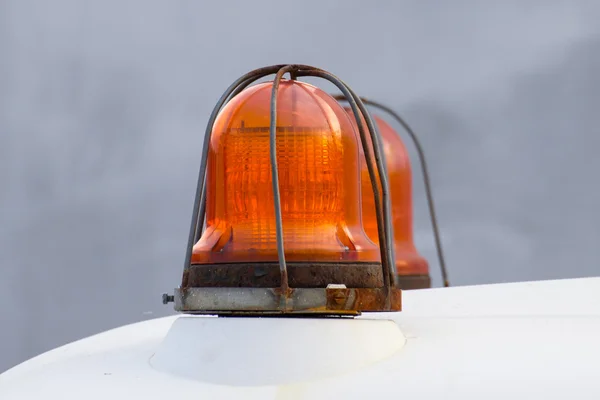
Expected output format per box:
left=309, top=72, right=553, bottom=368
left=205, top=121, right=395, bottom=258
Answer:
left=183, top=262, right=384, bottom=289
left=325, top=287, right=401, bottom=312
left=179, top=262, right=401, bottom=314
left=175, top=285, right=401, bottom=315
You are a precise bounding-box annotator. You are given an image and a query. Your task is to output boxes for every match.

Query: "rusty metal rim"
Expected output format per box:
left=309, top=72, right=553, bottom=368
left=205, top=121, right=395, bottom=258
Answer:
left=183, top=262, right=385, bottom=288
left=174, top=287, right=402, bottom=315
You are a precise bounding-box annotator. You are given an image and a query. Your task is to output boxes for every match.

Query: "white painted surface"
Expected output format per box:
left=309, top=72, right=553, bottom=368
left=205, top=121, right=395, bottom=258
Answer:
left=151, top=316, right=405, bottom=386
left=1, top=277, right=600, bottom=399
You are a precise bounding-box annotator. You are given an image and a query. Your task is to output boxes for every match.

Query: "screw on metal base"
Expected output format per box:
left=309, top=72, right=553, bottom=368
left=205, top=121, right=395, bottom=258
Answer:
left=162, top=293, right=175, bottom=304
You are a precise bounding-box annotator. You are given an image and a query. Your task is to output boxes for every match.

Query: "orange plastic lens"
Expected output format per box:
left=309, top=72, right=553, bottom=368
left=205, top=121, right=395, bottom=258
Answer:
left=345, top=108, right=429, bottom=276
left=192, top=81, right=379, bottom=264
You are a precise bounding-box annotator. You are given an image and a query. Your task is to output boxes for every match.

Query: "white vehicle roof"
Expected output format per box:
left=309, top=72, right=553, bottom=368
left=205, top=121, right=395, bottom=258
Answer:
left=1, top=277, right=599, bottom=399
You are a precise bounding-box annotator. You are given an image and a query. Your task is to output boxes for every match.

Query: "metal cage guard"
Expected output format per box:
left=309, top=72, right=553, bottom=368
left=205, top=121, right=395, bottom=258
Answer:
left=166, top=64, right=403, bottom=315
left=332, top=95, right=450, bottom=288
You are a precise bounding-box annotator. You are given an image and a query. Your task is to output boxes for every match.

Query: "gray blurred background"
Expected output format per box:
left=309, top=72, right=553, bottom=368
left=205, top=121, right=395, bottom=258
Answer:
left=1, top=0, right=599, bottom=372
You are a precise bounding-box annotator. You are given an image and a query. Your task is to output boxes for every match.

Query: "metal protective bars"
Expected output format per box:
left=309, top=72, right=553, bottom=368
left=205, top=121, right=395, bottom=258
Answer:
left=332, top=95, right=450, bottom=288
left=169, top=64, right=403, bottom=315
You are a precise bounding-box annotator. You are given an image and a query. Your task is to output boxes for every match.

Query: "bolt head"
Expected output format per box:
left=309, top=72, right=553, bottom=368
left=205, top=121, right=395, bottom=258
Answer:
left=162, top=293, right=174, bottom=304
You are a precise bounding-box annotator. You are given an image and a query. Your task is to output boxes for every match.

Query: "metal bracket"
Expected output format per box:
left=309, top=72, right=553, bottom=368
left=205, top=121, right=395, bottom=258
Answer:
left=174, top=286, right=401, bottom=315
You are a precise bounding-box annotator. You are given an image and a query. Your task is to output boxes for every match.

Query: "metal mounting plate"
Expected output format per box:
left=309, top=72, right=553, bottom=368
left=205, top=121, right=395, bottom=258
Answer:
left=174, top=286, right=401, bottom=315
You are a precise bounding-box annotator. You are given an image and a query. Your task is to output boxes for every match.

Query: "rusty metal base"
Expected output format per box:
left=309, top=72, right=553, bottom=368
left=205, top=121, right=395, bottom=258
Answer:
left=173, top=286, right=401, bottom=316
left=397, top=274, right=431, bottom=290
left=183, top=262, right=384, bottom=288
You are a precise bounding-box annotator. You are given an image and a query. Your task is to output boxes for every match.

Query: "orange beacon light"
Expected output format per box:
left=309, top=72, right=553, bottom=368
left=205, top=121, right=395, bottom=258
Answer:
left=163, top=64, right=443, bottom=315
left=352, top=111, right=430, bottom=288
left=336, top=95, right=449, bottom=290
left=191, top=80, right=379, bottom=266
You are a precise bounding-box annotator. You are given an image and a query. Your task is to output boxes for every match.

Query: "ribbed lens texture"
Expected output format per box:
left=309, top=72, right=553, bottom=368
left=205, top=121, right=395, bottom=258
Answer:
left=192, top=81, right=379, bottom=264
left=224, top=126, right=343, bottom=252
